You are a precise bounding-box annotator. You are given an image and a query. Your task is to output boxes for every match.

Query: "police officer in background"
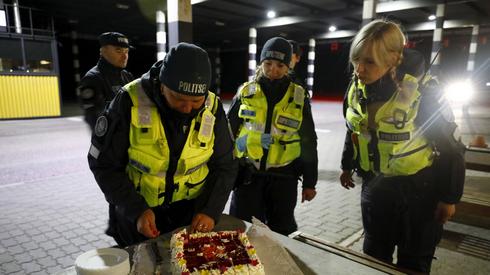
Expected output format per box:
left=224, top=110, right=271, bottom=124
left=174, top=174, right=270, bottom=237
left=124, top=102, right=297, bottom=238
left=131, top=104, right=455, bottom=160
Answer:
left=287, top=40, right=306, bottom=90
left=78, top=32, right=134, bottom=131
left=88, top=43, right=237, bottom=247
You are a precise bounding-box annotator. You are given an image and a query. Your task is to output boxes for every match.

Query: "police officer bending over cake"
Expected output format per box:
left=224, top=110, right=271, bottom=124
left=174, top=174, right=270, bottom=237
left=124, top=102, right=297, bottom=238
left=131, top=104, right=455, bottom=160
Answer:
left=88, top=43, right=237, bottom=247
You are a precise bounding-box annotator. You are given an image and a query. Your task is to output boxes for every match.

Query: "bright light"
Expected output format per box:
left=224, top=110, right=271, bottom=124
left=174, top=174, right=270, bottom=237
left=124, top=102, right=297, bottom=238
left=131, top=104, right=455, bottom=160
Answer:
left=40, top=60, right=51, bottom=65
left=328, top=25, right=337, bottom=32
left=267, top=10, right=276, bottom=18
left=444, top=79, right=475, bottom=104
left=486, top=82, right=490, bottom=87
left=428, top=14, right=436, bottom=21
left=0, top=10, right=6, bottom=27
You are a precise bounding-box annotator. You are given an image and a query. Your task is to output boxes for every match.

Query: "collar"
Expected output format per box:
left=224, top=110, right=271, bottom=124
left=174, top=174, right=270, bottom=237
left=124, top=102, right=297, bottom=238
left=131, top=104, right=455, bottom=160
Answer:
left=363, top=73, right=397, bottom=103
left=97, top=57, right=124, bottom=74
left=258, top=76, right=290, bottom=104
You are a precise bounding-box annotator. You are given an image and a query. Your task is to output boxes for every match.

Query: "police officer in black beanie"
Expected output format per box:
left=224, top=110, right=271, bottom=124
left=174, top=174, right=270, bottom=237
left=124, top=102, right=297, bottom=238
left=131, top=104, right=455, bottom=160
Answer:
left=77, top=32, right=134, bottom=131
left=227, top=37, right=318, bottom=235
left=88, top=43, right=237, bottom=247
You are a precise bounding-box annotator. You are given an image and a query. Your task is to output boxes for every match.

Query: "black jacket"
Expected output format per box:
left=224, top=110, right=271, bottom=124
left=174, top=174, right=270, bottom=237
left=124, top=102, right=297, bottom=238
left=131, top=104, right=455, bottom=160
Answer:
left=227, top=76, right=318, bottom=189
left=340, top=50, right=465, bottom=204
left=78, top=57, right=134, bottom=130
left=88, top=60, right=237, bottom=225
left=288, top=69, right=307, bottom=92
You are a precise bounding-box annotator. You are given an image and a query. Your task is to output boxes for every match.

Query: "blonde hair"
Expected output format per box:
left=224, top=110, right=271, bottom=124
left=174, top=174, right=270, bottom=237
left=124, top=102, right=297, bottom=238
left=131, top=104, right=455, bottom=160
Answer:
left=350, top=19, right=406, bottom=69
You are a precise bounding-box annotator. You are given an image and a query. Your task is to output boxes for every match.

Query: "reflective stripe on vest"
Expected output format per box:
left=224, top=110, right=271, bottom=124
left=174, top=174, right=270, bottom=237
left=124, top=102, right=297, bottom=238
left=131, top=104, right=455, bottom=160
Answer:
left=346, top=74, right=434, bottom=176
left=125, top=80, right=217, bottom=207
left=236, top=81, right=304, bottom=170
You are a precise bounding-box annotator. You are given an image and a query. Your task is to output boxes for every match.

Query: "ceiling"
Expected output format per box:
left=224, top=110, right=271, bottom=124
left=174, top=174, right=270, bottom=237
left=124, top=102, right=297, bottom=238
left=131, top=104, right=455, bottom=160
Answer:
left=7, top=0, right=490, bottom=50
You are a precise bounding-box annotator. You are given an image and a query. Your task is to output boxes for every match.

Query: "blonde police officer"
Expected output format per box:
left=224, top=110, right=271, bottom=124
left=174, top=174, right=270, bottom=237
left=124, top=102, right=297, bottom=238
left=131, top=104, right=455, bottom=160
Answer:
left=227, top=37, right=318, bottom=235
left=88, top=43, right=237, bottom=247
left=339, top=20, right=465, bottom=273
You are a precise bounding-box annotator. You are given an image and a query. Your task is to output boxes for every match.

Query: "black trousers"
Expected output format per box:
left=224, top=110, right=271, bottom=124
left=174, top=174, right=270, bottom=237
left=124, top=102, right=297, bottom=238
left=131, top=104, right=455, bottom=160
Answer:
left=360, top=168, right=443, bottom=273
left=229, top=174, right=298, bottom=236
left=106, top=199, right=195, bottom=247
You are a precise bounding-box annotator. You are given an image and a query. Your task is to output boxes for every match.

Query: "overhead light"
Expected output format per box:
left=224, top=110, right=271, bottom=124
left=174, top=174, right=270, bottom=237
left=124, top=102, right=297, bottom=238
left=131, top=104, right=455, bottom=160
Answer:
left=116, top=3, right=129, bottom=9
left=428, top=14, right=436, bottom=21
left=267, top=10, right=276, bottom=18
left=328, top=25, right=337, bottom=32
left=215, top=21, right=225, bottom=26
left=40, top=60, right=51, bottom=65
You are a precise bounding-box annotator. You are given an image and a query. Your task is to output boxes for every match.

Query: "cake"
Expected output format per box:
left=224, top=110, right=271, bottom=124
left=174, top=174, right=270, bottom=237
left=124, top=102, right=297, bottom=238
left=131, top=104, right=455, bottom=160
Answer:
left=170, top=228, right=265, bottom=275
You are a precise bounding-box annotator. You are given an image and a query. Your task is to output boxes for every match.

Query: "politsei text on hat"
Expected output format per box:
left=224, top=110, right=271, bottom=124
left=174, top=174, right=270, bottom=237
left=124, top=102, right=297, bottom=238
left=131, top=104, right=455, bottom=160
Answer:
left=178, top=81, right=207, bottom=94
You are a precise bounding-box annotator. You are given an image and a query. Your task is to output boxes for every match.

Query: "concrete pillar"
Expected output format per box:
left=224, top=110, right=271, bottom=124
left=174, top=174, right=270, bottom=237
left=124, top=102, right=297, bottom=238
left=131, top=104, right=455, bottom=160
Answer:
left=466, top=25, right=479, bottom=73
left=248, top=27, right=257, bottom=82
left=156, top=10, right=167, bottom=61
left=71, top=31, right=80, bottom=84
left=215, top=47, right=221, bottom=95
left=13, top=0, right=21, bottom=33
left=430, top=3, right=445, bottom=76
left=362, top=0, right=377, bottom=27
left=167, top=0, right=192, bottom=47
left=307, top=38, right=316, bottom=99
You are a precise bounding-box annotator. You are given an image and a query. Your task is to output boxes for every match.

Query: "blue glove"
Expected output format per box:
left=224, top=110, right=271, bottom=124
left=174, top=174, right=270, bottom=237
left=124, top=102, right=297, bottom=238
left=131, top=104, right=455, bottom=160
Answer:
left=236, top=135, right=248, bottom=152
left=261, top=133, right=273, bottom=149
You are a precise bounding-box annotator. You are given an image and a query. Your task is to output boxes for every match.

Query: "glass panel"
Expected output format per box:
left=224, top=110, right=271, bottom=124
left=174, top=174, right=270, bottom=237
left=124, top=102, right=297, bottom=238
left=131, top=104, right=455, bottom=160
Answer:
left=0, top=38, right=23, bottom=72
left=24, top=40, right=53, bottom=72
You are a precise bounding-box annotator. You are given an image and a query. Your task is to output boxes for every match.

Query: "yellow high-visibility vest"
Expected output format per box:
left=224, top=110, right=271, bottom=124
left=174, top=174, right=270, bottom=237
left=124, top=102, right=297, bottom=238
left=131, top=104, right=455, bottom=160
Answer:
left=345, top=74, right=434, bottom=176
left=236, top=81, right=305, bottom=170
left=125, top=80, right=217, bottom=207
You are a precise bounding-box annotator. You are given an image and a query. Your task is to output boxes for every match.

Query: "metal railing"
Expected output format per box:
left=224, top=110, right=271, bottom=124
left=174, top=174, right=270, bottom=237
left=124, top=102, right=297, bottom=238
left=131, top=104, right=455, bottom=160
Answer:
left=0, top=3, right=55, bottom=38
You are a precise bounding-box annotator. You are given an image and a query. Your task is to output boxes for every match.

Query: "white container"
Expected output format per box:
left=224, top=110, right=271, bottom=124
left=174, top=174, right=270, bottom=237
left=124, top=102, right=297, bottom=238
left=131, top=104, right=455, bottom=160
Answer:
left=75, top=247, right=130, bottom=275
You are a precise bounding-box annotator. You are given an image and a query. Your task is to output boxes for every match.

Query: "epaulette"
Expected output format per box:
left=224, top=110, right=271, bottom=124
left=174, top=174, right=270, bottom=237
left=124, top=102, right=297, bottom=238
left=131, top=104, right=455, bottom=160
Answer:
left=239, top=81, right=257, bottom=98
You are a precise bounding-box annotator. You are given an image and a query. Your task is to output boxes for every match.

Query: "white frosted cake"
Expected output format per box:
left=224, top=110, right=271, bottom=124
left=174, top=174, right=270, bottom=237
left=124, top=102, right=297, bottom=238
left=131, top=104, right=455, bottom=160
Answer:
left=170, top=228, right=265, bottom=275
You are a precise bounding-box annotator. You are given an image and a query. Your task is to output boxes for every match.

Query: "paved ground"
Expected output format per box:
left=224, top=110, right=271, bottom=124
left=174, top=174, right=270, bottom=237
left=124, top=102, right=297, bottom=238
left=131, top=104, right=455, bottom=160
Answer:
left=0, top=101, right=489, bottom=274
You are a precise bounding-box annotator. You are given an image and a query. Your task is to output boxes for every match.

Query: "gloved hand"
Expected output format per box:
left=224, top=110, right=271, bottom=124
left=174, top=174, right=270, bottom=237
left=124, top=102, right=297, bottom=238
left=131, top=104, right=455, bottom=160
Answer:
left=236, top=135, right=248, bottom=152
left=260, top=133, right=273, bottom=149
left=236, top=133, right=273, bottom=152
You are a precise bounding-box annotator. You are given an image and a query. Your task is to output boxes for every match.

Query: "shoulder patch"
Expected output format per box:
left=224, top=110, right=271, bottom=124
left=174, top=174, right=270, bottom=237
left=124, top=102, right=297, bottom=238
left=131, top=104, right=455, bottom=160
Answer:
left=79, top=88, right=95, bottom=99
left=94, top=116, right=108, bottom=137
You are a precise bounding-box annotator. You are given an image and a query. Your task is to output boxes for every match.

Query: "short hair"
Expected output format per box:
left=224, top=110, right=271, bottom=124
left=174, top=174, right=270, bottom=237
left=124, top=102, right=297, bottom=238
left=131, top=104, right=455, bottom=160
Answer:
left=288, top=40, right=303, bottom=57
left=349, top=19, right=405, bottom=68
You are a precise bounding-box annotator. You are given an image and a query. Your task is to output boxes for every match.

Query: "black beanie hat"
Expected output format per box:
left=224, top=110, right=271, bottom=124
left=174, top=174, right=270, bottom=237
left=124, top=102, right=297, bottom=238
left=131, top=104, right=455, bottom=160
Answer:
left=260, top=37, right=292, bottom=66
left=159, top=43, right=211, bottom=96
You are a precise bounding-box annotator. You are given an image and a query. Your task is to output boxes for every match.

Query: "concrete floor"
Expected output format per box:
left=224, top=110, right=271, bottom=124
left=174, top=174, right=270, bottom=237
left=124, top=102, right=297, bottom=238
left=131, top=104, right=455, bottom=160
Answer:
left=0, top=100, right=489, bottom=274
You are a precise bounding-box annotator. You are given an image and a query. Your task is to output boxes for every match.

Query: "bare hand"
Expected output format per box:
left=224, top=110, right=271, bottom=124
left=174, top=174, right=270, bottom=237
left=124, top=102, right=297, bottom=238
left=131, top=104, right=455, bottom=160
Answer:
left=136, top=209, right=160, bottom=238
left=340, top=170, right=355, bottom=189
left=190, top=213, right=215, bottom=233
left=434, top=202, right=456, bottom=224
left=302, top=188, right=317, bottom=203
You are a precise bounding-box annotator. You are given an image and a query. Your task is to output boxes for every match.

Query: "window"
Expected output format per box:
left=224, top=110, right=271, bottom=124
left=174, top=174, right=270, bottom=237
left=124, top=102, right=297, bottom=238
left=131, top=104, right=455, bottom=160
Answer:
left=0, top=38, right=23, bottom=72
left=25, top=40, right=53, bottom=72
left=0, top=38, right=55, bottom=73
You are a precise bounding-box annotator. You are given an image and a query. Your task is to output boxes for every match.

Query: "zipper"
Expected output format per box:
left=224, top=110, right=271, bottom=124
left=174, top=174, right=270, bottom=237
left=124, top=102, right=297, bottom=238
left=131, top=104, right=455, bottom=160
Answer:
left=388, top=144, right=429, bottom=167
left=185, top=178, right=206, bottom=196
left=279, top=139, right=301, bottom=149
